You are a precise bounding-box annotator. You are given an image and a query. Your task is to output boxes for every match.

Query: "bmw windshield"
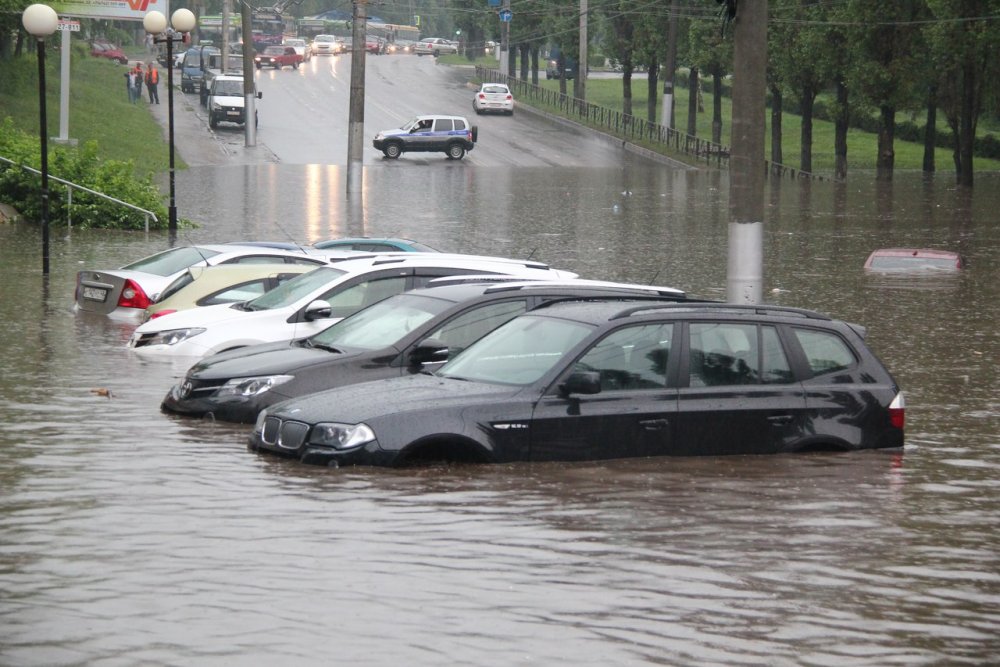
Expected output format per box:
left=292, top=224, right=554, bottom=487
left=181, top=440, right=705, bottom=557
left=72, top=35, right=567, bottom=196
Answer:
left=243, top=266, right=347, bottom=311
left=308, top=293, right=450, bottom=350
left=438, top=315, right=593, bottom=386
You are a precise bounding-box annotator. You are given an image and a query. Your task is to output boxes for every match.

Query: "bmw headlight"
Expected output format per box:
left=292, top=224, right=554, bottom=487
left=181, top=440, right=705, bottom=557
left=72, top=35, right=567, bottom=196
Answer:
left=217, top=375, right=293, bottom=398
left=309, top=422, right=375, bottom=450
left=146, top=327, right=206, bottom=347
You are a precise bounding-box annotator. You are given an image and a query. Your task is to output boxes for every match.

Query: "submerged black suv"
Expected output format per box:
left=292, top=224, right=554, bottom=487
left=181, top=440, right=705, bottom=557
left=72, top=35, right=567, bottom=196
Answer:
left=163, top=280, right=690, bottom=424
left=249, top=301, right=905, bottom=467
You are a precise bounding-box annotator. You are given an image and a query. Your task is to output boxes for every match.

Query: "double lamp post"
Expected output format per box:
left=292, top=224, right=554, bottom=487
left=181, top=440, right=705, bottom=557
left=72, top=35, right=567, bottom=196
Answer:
left=20, top=4, right=196, bottom=275
left=144, top=8, right=196, bottom=242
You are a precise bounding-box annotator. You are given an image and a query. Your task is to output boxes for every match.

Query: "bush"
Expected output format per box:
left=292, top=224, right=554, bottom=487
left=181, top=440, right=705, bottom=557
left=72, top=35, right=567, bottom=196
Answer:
left=0, top=117, right=170, bottom=230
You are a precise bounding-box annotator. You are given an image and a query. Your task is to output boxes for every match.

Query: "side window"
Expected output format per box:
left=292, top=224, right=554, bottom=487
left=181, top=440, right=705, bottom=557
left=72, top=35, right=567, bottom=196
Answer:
left=321, top=276, right=407, bottom=319
left=427, top=301, right=527, bottom=356
left=689, top=322, right=759, bottom=387
left=200, top=280, right=268, bottom=305
left=793, top=328, right=857, bottom=376
left=454, top=118, right=467, bottom=131
left=575, top=324, right=671, bottom=391
left=434, top=119, right=454, bottom=132
left=761, top=325, right=794, bottom=384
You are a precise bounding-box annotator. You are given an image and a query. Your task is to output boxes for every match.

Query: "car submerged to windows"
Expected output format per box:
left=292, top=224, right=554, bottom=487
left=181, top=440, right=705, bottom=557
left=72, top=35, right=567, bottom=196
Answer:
left=162, top=279, right=689, bottom=423
left=128, top=254, right=578, bottom=360
left=74, top=244, right=332, bottom=321
left=250, top=301, right=905, bottom=467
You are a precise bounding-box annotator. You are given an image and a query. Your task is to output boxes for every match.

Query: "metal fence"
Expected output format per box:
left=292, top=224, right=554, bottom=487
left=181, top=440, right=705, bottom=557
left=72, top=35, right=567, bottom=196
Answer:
left=0, top=155, right=159, bottom=232
left=475, top=67, right=825, bottom=180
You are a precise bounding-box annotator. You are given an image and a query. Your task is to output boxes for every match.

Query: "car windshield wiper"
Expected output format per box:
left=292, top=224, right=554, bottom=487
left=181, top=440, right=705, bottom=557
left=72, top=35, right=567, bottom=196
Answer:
left=307, top=341, right=343, bottom=354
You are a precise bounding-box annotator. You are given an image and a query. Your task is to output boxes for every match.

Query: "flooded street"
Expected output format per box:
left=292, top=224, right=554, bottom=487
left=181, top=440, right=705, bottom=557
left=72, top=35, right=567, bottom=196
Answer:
left=1, top=165, right=998, bottom=665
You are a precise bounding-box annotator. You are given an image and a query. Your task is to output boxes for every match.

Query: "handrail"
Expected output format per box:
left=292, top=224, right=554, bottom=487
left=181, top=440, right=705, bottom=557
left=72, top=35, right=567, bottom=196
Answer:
left=0, top=155, right=159, bottom=232
left=475, top=67, right=826, bottom=181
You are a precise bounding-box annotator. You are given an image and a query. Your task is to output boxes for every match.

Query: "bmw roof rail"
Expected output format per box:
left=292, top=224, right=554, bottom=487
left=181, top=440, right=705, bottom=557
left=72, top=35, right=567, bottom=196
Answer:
left=608, top=302, right=833, bottom=321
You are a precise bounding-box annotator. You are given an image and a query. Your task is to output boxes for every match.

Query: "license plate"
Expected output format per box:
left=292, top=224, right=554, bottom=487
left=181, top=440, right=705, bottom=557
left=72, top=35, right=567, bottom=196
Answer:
left=82, top=286, right=108, bottom=302
left=227, top=111, right=240, bottom=116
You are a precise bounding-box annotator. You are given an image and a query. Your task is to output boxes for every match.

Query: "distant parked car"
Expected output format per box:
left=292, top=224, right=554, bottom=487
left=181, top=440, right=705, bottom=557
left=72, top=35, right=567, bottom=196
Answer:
left=249, top=301, right=905, bottom=467
left=473, top=82, right=514, bottom=116
left=91, top=41, right=128, bottom=65
left=74, top=244, right=331, bottom=322
left=144, top=263, right=316, bottom=322
left=864, top=248, right=964, bottom=271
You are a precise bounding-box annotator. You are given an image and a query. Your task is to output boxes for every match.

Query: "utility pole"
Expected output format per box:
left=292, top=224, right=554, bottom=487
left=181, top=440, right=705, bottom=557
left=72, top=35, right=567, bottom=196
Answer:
left=499, top=0, right=511, bottom=75
left=727, top=1, right=767, bottom=304
left=576, top=0, right=587, bottom=101
left=346, top=0, right=368, bottom=196
left=663, top=0, right=678, bottom=129
left=221, top=0, right=230, bottom=65
left=241, top=0, right=257, bottom=146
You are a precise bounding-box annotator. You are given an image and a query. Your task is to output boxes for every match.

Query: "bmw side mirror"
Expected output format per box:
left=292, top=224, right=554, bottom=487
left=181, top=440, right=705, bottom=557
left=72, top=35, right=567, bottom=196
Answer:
left=559, top=371, right=601, bottom=397
left=409, top=338, right=449, bottom=366
left=303, top=299, right=332, bottom=320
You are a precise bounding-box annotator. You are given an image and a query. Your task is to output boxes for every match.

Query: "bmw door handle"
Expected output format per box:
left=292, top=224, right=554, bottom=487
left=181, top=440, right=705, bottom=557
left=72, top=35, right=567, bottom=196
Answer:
left=767, top=414, right=794, bottom=425
left=639, top=418, right=669, bottom=430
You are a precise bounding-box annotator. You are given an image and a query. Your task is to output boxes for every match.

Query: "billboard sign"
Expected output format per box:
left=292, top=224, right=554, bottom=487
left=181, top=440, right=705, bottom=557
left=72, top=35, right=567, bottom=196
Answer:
left=50, top=0, right=170, bottom=22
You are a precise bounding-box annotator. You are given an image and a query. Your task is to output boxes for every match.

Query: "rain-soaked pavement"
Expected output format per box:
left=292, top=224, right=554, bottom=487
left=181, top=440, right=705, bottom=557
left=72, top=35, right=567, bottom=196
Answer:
left=1, top=96, right=999, bottom=664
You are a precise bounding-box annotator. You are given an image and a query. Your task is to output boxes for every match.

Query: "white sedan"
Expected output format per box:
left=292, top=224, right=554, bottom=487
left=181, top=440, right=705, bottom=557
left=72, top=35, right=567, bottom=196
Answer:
left=127, top=253, right=578, bottom=359
left=311, top=34, right=340, bottom=56
left=283, top=38, right=312, bottom=61
left=473, top=82, right=514, bottom=116
left=414, top=38, right=458, bottom=56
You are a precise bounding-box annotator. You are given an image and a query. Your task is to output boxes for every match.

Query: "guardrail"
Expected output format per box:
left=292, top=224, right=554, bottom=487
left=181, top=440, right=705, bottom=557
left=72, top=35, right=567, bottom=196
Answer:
left=475, top=66, right=826, bottom=180
left=0, top=155, right=159, bottom=232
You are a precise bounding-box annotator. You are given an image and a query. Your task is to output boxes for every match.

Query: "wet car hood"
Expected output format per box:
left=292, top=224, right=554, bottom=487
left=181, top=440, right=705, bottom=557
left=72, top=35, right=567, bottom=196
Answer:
left=190, top=339, right=363, bottom=379
left=269, top=374, right=514, bottom=424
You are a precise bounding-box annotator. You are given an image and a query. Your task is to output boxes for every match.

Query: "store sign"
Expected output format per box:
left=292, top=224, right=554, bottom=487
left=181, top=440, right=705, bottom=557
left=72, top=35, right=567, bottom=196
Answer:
left=50, top=0, right=170, bottom=21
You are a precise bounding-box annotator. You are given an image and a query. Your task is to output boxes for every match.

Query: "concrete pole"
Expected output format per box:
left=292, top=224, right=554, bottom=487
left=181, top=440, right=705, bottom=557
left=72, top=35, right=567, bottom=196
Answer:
left=576, top=0, right=587, bottom=101
left=499, top=0, right=510, bottom=75
left=346, top=0, right=368, bottom=197
left=58, top=26, right=70, bottom=142
left=221, top=0, right=230, bottom=65
left=662, top=0, right=678, bottom=129
left=241, top=0, right=257, bottom=146
left=727, top=1, right=767, bottom=305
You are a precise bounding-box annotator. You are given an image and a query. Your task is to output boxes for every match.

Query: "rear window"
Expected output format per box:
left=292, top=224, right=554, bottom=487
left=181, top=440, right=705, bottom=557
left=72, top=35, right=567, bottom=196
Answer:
left=793, top=328, right=857, bottom=377
left=123, top=247, right=221, bottom=276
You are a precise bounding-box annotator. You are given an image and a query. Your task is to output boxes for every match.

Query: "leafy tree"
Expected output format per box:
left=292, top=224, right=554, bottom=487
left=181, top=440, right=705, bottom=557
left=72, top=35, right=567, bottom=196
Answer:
left=688, top=11, right=732, bottom=144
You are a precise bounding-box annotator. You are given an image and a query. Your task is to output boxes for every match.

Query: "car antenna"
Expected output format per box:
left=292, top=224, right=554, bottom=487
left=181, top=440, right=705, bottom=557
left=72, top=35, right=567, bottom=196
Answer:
left=525, top=248, right=537, bottom=260
left=271, top=217, right=310, bottom=254
left=179, top=232, right=214, bottom=263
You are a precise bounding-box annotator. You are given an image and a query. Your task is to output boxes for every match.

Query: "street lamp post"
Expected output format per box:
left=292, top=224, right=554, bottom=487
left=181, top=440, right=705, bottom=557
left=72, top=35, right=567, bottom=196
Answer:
left=21, top=3, right=59, bottom=276
left=143, top=8, right=195, bottom=243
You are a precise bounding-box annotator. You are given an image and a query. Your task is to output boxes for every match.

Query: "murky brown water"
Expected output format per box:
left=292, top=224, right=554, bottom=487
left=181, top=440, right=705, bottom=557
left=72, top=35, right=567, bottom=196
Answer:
left=2, top=167, right=998, bottom=665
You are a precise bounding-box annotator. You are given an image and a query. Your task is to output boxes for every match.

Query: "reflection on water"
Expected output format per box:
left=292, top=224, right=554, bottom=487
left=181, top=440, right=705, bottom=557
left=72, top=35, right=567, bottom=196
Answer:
left=1, top=168, right=998, bottom=665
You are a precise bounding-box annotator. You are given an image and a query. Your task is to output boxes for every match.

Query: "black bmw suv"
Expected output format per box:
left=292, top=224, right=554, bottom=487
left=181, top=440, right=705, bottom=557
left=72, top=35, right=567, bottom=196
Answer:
left=249, top=301, right=905, bottom=467
left=163, top=280, right=690, bottom=424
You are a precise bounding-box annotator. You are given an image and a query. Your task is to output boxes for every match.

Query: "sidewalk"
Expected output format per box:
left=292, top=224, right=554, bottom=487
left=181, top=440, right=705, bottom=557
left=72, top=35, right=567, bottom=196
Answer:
left=139, top=66, right=276, bottom=168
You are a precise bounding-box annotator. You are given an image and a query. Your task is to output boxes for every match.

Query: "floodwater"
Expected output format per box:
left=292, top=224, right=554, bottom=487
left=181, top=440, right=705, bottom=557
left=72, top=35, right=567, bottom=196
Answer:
left=1, top=164, right=998, bottom=666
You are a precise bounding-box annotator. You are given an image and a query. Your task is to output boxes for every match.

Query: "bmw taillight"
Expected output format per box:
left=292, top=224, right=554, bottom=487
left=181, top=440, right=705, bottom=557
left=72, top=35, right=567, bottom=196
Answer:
left=888, top=393, right=905, bottom=430
left=117, top=279, right=152, bottom=310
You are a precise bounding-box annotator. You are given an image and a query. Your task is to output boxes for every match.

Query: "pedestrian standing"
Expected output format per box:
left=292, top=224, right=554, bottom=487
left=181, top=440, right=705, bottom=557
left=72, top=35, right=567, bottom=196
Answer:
left=125, top=67, right=134, bottom=102
left=134, top=64, right=145, bottom=102
left=145, top=63, right=160, bottom=104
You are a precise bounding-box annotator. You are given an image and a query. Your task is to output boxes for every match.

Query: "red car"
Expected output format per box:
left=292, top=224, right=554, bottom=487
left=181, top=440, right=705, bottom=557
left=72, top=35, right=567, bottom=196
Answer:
left=254, top=46, right=302, bottom=69
left=91, top=41, right=128, bottom=65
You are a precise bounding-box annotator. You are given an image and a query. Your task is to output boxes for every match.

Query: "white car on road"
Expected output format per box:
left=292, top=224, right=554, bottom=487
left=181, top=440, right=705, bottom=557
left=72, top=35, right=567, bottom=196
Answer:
left=414, top=38, right=458, bottom=56
left=128, top=254, right=577, bottom=359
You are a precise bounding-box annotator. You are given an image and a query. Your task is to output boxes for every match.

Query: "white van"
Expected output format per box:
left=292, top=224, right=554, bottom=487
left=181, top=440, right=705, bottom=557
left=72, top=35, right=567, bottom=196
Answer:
left=207, top=74, right=260, bottom=129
